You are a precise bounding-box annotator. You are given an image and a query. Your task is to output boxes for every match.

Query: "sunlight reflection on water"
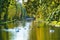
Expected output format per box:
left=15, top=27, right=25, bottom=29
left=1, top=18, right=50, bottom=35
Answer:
left=2, top=21, right=32, bottom=40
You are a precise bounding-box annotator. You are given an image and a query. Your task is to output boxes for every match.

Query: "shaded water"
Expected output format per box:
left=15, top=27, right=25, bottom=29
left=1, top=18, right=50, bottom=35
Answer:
left=0, top=21, right=60, bottom=40
left=36, top=24, right=60, bottom=40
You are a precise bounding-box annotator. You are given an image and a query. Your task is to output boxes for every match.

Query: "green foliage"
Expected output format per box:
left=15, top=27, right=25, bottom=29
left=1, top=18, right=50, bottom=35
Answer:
left=0, top=0, right=21, bottom=22
left=24, top=0, right=40, bottom=17
left=0, top=0, right=9, bottom=21
left=24, top=0, right=60, bottom=22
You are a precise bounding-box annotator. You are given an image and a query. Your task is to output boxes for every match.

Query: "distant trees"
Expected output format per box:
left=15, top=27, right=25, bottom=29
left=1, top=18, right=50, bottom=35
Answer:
left=0, top=0, right=60, bottom=23
left=0, top=0, right=9, bottom=22
left=24, top=0, right=40, bottom=17
left=24, top=0, right=60, bottom=22
left=0, top=0, right=21, bottom=23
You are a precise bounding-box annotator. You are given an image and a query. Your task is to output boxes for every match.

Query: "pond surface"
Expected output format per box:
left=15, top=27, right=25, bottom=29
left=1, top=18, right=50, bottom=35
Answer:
left=0, top=21, right=32, bottom=40
left=0, top=21, right=60, bottom=40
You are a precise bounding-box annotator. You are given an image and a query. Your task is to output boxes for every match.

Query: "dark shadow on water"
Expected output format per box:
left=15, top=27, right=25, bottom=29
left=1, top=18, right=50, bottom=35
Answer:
left=0, top=21, right=20, bottom=40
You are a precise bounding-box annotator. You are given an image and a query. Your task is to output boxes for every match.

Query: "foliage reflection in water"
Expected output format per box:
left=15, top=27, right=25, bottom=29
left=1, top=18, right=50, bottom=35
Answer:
left=0, top=21, right=32, bottom=40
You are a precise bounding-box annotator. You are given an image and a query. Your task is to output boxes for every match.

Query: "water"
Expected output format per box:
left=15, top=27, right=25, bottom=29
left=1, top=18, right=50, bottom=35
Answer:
left=0, top=21, right=32, bottom=40
left=0, top=21, right=60, bottom=40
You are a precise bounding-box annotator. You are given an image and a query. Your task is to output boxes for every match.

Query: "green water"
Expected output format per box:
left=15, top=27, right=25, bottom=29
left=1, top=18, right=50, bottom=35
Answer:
left=0, top=21, right=60, bottom=40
